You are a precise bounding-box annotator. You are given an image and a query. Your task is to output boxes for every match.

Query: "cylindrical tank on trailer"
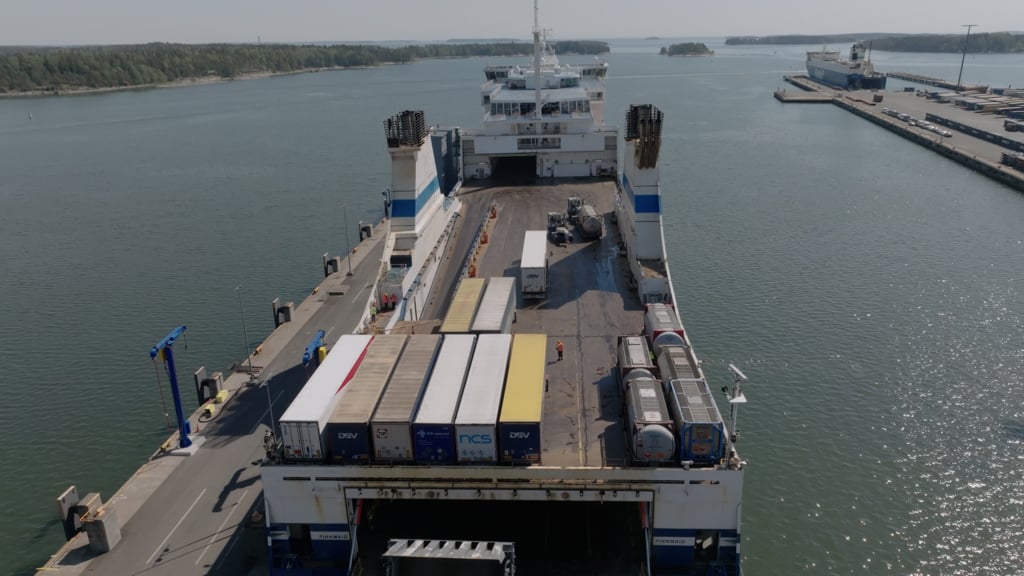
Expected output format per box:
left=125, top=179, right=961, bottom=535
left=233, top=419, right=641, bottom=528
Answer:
left=651, top=331, right=686, bottom=356
left=621, top=368, right=657, bottom=394
left=635, top=424, right=676, bottom=463
left=624, top=376, right=676, bottom=465
left=579, top=204, right=603, bottom=239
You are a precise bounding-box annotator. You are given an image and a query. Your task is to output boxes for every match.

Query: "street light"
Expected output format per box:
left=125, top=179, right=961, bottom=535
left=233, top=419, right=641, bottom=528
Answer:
left=957, top=24, right=978, bottom=92
left=262, top=372, right=276, bottom=437
left=343, top=205, right=353, bottom=276
left=234, top=283, right=256, bottom=384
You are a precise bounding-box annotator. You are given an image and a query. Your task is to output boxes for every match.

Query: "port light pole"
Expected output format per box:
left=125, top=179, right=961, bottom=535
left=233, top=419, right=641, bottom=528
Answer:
left=235, top=283, right=256, bottom=384
left=956, top=24, right=978, bottom=92
left=150, top=325, right=191, bottom=448
left=343, top=205, right=353, bottom=276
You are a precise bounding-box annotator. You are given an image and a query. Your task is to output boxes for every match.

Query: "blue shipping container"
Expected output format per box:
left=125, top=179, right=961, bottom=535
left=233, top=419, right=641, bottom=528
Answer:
left=413, top=423, right=456, bottom=464
left=326, top=422, right=372, bottom=463
left=499, top=422, right=542, bottom=463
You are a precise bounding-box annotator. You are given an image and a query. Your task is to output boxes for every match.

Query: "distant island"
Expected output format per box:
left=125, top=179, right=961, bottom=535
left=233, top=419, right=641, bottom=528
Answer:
left=0, top=40, right=610, bottom=96
left=660, top=42, right=714, bottom=56
left=726, top=32, right=1024, bottom=53
left=726, top=33, right=896, bottom=45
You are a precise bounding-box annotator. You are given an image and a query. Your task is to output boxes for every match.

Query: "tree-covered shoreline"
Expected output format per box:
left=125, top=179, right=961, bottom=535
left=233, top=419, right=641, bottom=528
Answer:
left=0, top=40, right=610, bottom=95
left=725, top=32, right=1024, bottom=53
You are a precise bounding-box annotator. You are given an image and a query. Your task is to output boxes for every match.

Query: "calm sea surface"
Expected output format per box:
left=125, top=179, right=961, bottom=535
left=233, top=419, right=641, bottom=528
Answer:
left=1, top=39, right=1021, bottom=576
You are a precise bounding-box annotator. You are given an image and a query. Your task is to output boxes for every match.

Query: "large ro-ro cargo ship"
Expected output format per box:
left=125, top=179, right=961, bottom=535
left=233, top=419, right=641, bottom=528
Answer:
left=260, top=5, right=748, bottom=576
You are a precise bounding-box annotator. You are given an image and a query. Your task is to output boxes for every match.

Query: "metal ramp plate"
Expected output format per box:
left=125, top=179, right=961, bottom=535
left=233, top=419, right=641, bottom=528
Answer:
left=384, top=539, right=513, bottom=563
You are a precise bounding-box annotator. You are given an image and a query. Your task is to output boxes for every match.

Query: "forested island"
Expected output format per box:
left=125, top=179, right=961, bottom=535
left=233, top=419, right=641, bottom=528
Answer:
left=0, top=40, right=610, bottom=95
left=726, top=32, right=1024, bottom=53
left=726, top=33, right=894, bottom=45
left=660, top=42, right=714, bottom=56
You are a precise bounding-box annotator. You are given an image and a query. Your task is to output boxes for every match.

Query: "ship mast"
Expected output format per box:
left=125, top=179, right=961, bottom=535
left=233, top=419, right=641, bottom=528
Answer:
left=533, top=0, right=542, bottom=133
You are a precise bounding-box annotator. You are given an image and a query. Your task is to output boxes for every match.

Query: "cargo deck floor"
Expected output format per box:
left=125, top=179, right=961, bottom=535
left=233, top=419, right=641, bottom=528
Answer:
left=455, top=179, right=643, bottom=468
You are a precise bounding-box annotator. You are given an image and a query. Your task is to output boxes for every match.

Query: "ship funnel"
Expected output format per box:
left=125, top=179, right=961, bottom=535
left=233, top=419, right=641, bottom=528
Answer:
left=383, top=110, right=442, bottom=234
left=625, top=104, right=663, bottom=170
left=385, top=110, right=428, bottom=149
left=621, top=105, right=665, bottom=260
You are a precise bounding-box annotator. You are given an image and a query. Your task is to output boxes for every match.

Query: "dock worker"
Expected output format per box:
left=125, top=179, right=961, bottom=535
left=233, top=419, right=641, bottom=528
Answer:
left=370, top=304, right=377, bottom=322
left=556, top=339, right=564, bottom=361
left=390, top=293, right=397, bottom=309
left=381, top=294, right=388, bottom=311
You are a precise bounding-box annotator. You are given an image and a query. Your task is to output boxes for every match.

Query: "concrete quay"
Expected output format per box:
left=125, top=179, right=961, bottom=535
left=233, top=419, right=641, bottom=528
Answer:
left=835, top=91, right=1024, bottom=192
left=34, top=218, right=394, bottom=576
left=774, top=77, right=1024, bottom=192
left=776, top=75, right=836, bottom=103
left=885, top=71, right=987, bottom=93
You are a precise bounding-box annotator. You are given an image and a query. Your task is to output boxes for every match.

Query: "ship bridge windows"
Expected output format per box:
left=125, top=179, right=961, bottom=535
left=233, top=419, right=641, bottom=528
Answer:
left=559, top=100, right=591, bottom=114
left=518, top=137, right=560, bottom=150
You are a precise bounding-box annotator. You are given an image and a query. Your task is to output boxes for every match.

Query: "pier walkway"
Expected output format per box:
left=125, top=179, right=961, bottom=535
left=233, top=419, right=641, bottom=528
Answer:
left=35, top=219, right=394, bottom=576
left=886, top=71, right=987, bottom=92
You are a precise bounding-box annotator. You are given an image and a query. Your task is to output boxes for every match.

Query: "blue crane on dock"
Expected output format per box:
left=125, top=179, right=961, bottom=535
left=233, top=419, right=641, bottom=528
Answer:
left=150, top=325, right=191, bottom=448
left=303, top=329, right=326, bottom=367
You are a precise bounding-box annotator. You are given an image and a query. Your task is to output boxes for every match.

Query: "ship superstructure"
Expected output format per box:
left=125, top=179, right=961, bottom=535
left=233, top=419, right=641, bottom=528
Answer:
left=461, top=3, right=617, bottom=179
left=806, top=42, right=887, bottom=90
left=259, top=4, right=746, bottom=576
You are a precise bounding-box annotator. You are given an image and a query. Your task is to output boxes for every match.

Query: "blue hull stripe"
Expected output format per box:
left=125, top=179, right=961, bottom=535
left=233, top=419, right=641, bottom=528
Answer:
left=392, top=176, right=440, bottom=218
left=622, top=173, right=661, bottom=214
left=634, top=194, right=661, bottom=214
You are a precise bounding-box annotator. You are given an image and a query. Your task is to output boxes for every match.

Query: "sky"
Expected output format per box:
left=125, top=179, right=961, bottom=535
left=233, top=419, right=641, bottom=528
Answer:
left=0, top=0, right=1018, bottom=46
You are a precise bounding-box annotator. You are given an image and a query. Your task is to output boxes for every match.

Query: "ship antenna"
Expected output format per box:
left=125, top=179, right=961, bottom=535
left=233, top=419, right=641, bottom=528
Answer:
left=533, top=0, right=542, bottom=129
left=722, top=364, right=749, bottom=445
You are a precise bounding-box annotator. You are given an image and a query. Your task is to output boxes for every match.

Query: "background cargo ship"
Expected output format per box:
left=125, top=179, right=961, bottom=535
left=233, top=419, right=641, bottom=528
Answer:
left=806, top=42, right=887, bottom=89
left=261, top=6, right=746, bottom=575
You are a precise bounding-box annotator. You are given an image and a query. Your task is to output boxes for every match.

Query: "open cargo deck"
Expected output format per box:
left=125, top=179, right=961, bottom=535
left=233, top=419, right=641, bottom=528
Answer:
left=465, top=179, right=640, bottom=467
left=261, top=179, right=743, bottom=576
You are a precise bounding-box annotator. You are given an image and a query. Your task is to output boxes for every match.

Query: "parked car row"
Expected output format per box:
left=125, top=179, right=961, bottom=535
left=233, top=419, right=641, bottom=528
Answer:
left=881, top=107, right=952, bottom=137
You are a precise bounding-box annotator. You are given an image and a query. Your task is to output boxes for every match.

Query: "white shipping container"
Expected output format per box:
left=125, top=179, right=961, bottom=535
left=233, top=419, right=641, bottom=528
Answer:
left=455, top=334, right=512, bottom=463
left=371, top=335, right=441, bottom=462
left=520, top=230, right=548, bottom=298
left=471, top=277, right=516, bottom=333
left=278, top=334, right=372, bottom=460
